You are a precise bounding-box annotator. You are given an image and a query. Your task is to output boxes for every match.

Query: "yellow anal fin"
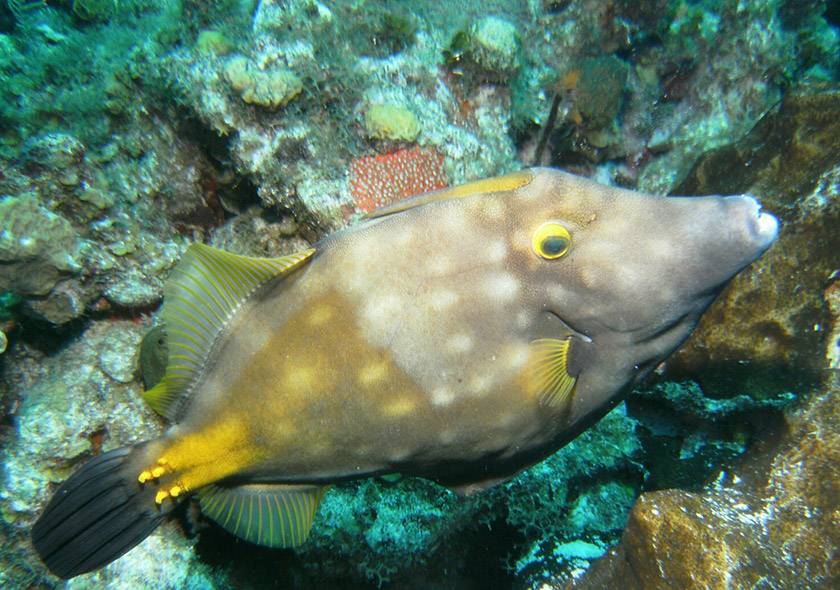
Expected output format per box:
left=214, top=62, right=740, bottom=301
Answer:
left=143, top=244, right=315, bottom=420
left=364, top=169, right=533, bottom=219
left=526, top=338, right=577, bottom=408
left=198, top=483, right=330, bottom=548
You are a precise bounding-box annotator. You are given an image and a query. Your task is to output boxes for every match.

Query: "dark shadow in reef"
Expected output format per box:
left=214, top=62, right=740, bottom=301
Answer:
left=627, top=391, right=791, bottom=492
left=190, top=501, right=521, bottom=589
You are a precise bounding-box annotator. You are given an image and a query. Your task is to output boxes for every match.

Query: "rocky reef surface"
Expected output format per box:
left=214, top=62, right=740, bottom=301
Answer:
left=0, top=1, right=838, bottom=588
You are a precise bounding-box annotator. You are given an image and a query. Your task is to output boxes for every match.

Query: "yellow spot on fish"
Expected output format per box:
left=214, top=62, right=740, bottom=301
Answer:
left=284, top=366, right=317, bottom=391
left=151, top=466, right=166, bottom=478
left=169, top=485, right=183, bottom=498
left=307, top=304, right=335, bottom=326
left=382, top=397, right=416, bottom=417
left=155, top=490, right=170, bottom=504
left=358, top=360, right=390, bottom=386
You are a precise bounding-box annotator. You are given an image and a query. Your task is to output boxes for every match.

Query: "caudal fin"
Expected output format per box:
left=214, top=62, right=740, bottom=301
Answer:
left=31, top=444, right=173, bottom=579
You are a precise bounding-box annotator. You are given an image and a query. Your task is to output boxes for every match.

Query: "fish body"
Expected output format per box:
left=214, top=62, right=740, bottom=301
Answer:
left=32, top=168, right=779, bottom=577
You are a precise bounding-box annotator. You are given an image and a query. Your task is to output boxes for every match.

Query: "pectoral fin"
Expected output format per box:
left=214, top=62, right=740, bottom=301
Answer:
left=198, top=483, right=329, bottom=548
left=525, top=338, right=577, bottom=408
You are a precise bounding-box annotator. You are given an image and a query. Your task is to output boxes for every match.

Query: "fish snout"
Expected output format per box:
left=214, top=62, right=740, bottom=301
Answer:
left=725, top=194, right=780, bottom=253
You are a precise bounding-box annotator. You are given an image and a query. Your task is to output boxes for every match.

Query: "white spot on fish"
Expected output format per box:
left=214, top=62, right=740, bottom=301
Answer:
left=390, top=447, right=411, bottom=461
left=431, top=386, right=456, bottom=406
left=496, top=412, right=517, bottom=428
left=486, top=240, right=508, bottom=263
left=515, top=310, right=532, bottom=330
left=439, top=429, right=457, bottom=444
left=363, top=292, right=403, bottom=323
left=468, top=373, right=492, bottom=394
left=483, top=273, right=520, bottom=301
left=393, top=228, right=414, bottom=247
left=505, top=343, right=530, bottom=369
left=439, top=207, right=468, bottom=232
left=446, top=333, right=473, bottom=354
left=426, top=255, right=452, bottom=275
left=429, top=289, right=459, bottom=311
left=482, top=198, right=505, bottom=219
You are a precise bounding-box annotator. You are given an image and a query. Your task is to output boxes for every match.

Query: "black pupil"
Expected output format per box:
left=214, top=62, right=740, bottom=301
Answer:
left=542, top=235, right=568, bottom=255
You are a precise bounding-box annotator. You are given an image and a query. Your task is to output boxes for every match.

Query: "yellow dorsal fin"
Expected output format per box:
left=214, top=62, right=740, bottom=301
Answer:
left=198, top=483, right=329, bottom=548
left=364, top=169, right=534, bottom=220
left=142, top=244, right=315, bottom=420
left=525, top=338, right=577, bottom=408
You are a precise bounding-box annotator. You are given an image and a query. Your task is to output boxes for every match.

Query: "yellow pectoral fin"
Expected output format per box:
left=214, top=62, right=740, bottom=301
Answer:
left=525, top=338, right=577, bottom=408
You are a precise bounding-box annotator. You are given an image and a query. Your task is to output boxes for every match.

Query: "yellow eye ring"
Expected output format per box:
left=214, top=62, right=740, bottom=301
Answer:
left=532, top=222, right=572, bottom=260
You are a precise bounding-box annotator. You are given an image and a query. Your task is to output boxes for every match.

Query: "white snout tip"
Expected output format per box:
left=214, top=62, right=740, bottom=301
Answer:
left=740, top=195, right=780, bottom=247
left=757, top=209, right=779, bottom=242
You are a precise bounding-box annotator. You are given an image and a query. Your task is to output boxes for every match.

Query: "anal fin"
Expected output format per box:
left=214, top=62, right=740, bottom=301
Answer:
left=198, top=483, right=329, bottom=548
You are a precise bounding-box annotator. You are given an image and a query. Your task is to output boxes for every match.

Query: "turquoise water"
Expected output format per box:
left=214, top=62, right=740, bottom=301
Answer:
left=1, top=1, right=838, bottom=588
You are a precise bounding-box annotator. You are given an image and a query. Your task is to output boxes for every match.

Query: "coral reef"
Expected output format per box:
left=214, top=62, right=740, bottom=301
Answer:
left=0, top=193, right=80, bottom=297
left=224, top=55, right=303, bottom=109
left=363, top=102, right=421, bottom=142
left=571, top=376, right=840, bottom=590
left=446, top=16, right=523, bottom=82
left=349, top=147, right=448, bottom=212
left=568, top=118, right=840, bottom=586
left=666, top=85, right=840, bottom=397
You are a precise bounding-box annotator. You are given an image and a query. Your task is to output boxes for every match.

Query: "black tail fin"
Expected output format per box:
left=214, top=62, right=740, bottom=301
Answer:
left=31, top=444, right=174, bottom=579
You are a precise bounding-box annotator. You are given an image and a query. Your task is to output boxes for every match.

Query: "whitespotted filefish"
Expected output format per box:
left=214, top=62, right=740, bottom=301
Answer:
left=31, top=168, right=779, bottom=578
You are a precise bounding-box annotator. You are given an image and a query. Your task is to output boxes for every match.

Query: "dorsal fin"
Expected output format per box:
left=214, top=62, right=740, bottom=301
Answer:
left=363, top=169, right=534, bottom=220
left=142, top=244, right=315, bottom=420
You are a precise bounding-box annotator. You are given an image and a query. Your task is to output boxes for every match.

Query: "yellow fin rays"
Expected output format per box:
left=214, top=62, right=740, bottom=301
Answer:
left=142, top=244, right=314, bottom=420
left=198, top=483, right=329, bottom=548
left=526, top=338, right=577, bottom=408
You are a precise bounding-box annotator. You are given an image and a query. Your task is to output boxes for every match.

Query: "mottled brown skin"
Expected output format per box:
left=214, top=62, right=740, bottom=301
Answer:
left=151, top=168, right=779, bottom=493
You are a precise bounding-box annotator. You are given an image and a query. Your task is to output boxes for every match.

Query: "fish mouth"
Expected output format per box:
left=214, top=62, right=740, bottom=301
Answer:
left=736, top=195, right=780, bottom=251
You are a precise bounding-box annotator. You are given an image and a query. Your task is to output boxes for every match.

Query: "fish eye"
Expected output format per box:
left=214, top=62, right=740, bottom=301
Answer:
left=532, top=222, right=572, bottom=260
